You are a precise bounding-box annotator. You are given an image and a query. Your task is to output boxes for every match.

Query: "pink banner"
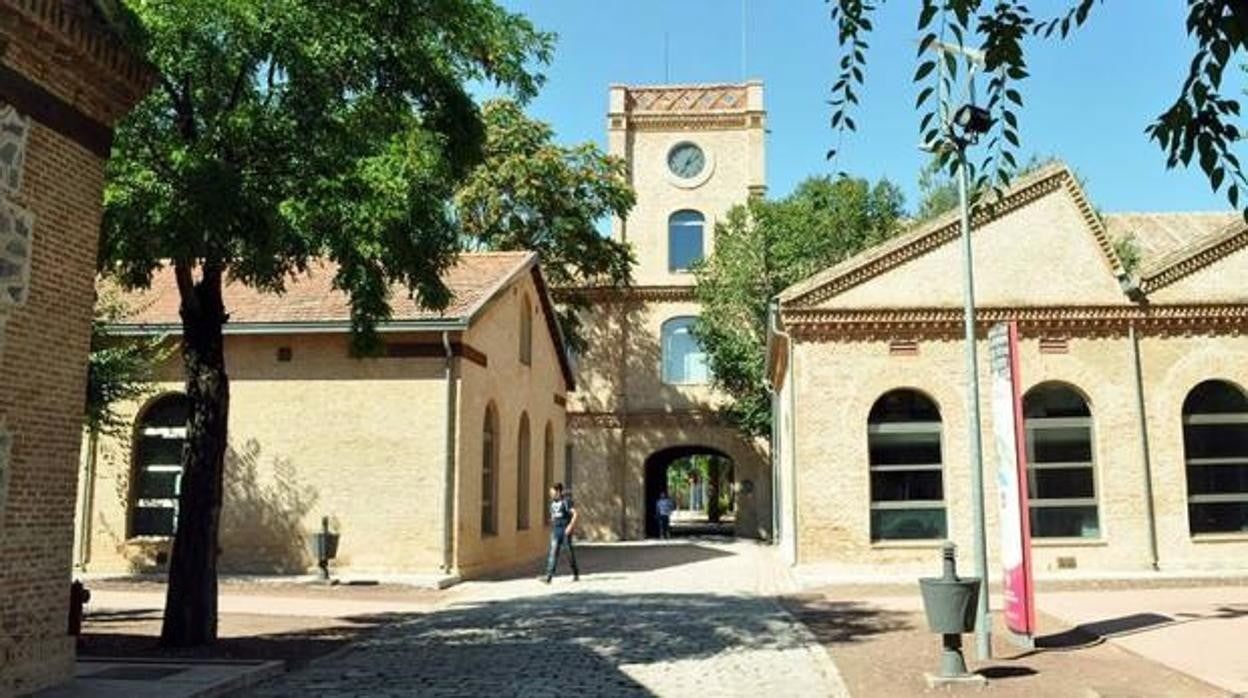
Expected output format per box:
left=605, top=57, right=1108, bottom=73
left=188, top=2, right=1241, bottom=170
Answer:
left=988, top=321, right=1036, bottom=642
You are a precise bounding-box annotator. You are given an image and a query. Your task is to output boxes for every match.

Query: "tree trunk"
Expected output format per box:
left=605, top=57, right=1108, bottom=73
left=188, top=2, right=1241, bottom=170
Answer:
left=160, top=263, right=229, bottom=648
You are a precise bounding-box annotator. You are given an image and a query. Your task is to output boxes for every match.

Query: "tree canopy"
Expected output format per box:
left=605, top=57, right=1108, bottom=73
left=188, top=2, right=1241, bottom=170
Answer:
left=694, top=176, right=905, bottom=437
left=101, top=0, right=553, bottom=647
left=456, top=99, right=636, bottom=348
left=828, top=1, right=1248, bottom=216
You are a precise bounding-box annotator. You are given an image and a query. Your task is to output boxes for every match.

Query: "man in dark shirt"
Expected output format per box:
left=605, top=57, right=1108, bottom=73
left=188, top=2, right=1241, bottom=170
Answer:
left=542, top=483, right=580, bottom=583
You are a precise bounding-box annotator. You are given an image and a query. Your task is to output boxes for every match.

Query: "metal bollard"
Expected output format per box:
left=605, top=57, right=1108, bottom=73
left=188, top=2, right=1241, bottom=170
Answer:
left=917, top=542, right=984, bottom=685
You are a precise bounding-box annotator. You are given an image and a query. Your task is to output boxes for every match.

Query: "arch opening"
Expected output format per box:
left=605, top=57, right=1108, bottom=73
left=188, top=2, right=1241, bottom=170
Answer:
left=643, top=446, right=735, bottom=538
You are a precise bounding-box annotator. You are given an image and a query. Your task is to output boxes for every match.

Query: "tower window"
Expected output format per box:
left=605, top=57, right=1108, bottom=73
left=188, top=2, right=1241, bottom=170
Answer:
left=668, top=210, right=704, bottom=272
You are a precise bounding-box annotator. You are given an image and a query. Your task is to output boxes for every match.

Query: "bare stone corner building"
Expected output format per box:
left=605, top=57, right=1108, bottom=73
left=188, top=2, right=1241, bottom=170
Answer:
left=770, top=163, right=1248, bottom=576
left=0, top=1, right=153, bottom=693
left=566, top=81, right=773, bottom=542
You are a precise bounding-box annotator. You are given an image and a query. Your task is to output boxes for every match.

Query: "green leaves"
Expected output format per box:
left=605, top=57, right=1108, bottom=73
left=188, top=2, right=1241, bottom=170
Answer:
left=693, top=176, right=905, bottom=437
left=832, top=0, right=1248, bottom=219
left=103, top=0, right=554, bottom=335
left=454, top=99, right=636, bottom=351
left=827, top=1, right=879, bottom=160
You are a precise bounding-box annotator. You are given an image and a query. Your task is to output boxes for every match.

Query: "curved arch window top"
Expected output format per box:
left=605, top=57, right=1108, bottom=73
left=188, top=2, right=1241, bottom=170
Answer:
left=1023, top=382, right=1099, bottom=539
left=1182, top=380, right=1248, bottom=535
left=661, top=316, right=709, bottom=385
left=867, top=389, right=946, bottom=541
left=481, top=405, right=499, bottom=536
left=131, top=393, right=189, bottom=537
left=668, top=210, right=704, bottom=273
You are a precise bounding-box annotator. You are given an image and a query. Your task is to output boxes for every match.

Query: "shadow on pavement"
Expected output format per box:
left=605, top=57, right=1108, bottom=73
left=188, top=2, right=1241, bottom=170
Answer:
left=246, top=590, right=868, bottom=695
left=780, top=597, right=913, bottom=645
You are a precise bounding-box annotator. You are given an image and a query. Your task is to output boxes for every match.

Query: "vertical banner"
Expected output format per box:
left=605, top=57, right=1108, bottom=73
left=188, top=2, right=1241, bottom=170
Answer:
left=988, top=321, right=1036, bottom=645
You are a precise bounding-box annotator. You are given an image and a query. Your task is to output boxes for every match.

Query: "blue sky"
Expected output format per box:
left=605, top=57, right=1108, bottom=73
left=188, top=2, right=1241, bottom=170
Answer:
left=492, top=1, right=1244, bottom=214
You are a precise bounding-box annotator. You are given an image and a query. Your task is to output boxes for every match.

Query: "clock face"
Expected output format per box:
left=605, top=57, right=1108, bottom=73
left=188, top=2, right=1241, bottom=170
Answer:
left=667, top=142, right=706, bottom=179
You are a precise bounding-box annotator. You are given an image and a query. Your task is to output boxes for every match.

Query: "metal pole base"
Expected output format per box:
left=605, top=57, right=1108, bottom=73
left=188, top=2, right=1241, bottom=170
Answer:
left=926, top=633, right=985, bottom=688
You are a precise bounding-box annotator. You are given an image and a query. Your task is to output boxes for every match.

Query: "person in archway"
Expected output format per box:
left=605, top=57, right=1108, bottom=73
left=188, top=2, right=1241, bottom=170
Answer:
left=656, top=490, right=675, bottom=539
left=542, top=483, right=579, bottom=583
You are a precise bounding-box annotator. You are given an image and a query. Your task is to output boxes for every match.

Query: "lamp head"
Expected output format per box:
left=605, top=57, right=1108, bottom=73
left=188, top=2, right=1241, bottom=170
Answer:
left=952, top=104, right=993, bottom=135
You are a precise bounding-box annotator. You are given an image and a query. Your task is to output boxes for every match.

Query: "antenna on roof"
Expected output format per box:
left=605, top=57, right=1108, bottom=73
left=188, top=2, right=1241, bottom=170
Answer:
left=664, top=31, right=670, bottom=82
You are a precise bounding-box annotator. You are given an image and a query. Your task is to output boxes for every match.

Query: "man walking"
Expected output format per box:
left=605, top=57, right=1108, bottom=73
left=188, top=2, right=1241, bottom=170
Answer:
left=542, top=483, right=579, bottom=583
left=656, top=490, right=675, bottom=539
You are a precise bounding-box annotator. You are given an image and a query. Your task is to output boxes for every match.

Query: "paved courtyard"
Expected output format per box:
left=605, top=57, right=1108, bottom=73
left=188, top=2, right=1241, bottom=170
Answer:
left=243, top=540, right=844, bottom=697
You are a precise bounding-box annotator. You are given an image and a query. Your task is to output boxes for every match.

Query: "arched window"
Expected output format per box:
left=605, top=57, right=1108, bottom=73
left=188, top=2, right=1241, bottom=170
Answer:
left=519, top=295, right=533, bottom=366
left=1023, top=383, right=1099, bottom=538
left=543, top=422, right=555, bottom=526
left=1182, top=380, right=1248, bottom=535
left=661, top=317, right=709, bottom=385
left=868, top=389, right=946, bottom=541
left=668, top=210, right=704, bottom=272
left=131, top=393, right=189, bottom=537
left=481, top=405, right=499, bottom=536
left=516, top=413, right=531, bottom=531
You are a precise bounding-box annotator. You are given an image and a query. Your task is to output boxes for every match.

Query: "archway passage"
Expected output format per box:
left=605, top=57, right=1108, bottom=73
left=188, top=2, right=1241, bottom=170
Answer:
left=644, top=446, right=735, bottom=538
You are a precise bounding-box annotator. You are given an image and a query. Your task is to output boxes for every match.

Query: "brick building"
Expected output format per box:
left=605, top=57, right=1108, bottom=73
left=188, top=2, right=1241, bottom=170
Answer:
left=770, top=163, right=1248, bottom=576
left=82, top=252, right=572, bottom=580
left=0, top=1, right=152, bottom=693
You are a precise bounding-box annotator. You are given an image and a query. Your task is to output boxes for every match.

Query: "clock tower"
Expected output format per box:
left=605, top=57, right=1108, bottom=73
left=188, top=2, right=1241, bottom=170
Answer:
left=607, top=81, right=766, bottom=286
left=567, top=81, right=771, bottom=542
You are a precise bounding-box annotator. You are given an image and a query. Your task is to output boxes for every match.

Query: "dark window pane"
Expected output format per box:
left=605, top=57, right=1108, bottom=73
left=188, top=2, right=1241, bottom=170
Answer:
left=1029, top=505, right=1099, bottom=538
left=139, top=437, right=184, bottom=466
left=142, top=395, right=189, bottom=428
left=1189, top=502, right=1248, bottom=534
left=1029, top=468, right=1095, bottom=500
left=1183, top=380, right=1248, bottom=414
left=131, top=506, right=175, bottom=537
left=871, top=508, right=947, bottom=541
left=871, top=471, right=943, bottom=502
left=868, top=430, right=941, bottom=466
left=869, top=390, right=940, bottom=423
left=1182, top=424, right=1248, bottom=460
left=1030, top=426, right=1093, bottom=463
left=1023, top=384, right=1090, bottom=418
left=136, top=470, right=179, bottom=499
left=1186, top=464, right=1248, bottom=496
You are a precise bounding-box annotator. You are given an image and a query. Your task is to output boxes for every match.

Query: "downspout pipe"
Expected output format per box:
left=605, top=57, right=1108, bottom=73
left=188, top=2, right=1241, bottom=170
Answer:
left=1130, top=323, right=1160, bottom=571
left=768, top=300, right=798, bottom=564
left=441, top=331, right=459, bottom=574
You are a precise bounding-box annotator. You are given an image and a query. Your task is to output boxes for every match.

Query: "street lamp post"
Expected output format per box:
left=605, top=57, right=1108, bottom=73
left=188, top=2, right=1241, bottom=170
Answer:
left=924, top=40, right=993, bottom=662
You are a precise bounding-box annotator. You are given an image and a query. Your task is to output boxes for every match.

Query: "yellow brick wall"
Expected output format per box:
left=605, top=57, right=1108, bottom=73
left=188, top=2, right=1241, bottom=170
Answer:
left=85, top=332, right=450, bottom=576
left=454, top=271, right=568, bottom=577
left=787, top=330, right=1248, bottom=575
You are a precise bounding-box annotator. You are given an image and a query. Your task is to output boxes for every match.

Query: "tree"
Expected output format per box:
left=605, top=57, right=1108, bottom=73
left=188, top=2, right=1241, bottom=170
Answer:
left=915, top=157, right=960, bottom=222
left=828, top=2, right=1248, bottom=216
left=455, top=99, right=635, bottom=348
left=86, top=290, right=171, bottom=436
left=100, top=1, right=551, bottom=647
left=694, top=176, right=905, bottom=438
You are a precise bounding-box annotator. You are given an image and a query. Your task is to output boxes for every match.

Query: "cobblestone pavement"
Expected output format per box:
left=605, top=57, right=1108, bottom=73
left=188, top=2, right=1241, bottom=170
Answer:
left=245, top=539, right=845, bottom=697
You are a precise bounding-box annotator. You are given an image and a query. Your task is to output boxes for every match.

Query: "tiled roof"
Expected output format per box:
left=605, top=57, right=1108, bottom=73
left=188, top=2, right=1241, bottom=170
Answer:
left=1102, top=212, right=1245, bottom=271
left=113, top=252, right=535, bottom=327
